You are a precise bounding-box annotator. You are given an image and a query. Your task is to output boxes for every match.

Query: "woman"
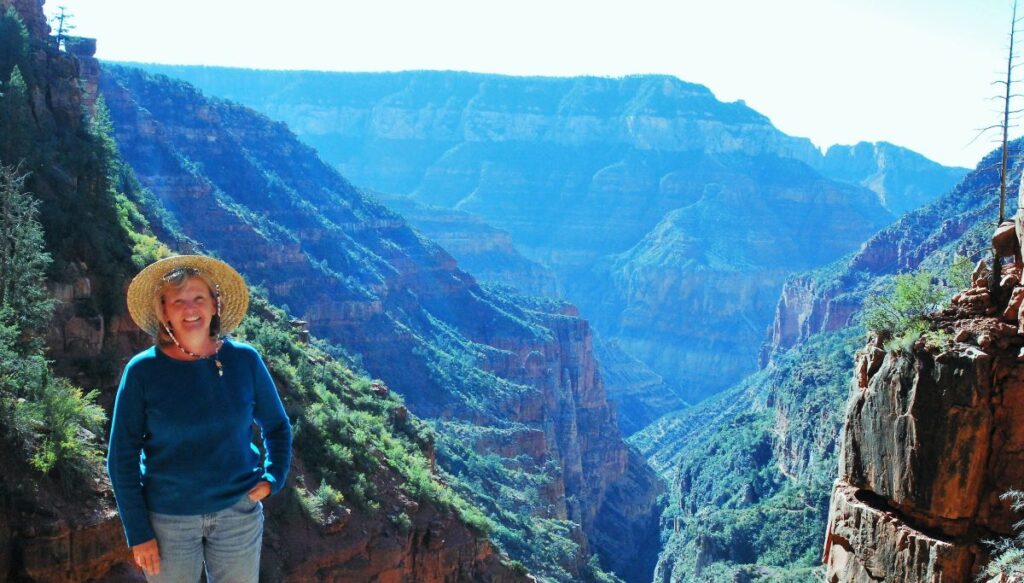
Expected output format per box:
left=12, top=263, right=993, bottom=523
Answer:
left=107, top=255, right=292, bottom=582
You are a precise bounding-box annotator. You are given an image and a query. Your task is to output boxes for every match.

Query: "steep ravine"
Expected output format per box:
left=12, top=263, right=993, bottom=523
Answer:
left=633, top=136, right=1005, bottom=579
left=98, top=64, right=663, bottom=582
left=761, top=149, right=1000, bottom=367
left=120, top=64, right=967, bottom=409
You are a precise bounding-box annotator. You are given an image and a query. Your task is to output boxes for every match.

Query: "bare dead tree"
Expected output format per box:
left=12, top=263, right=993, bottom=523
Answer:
left=975, top=0, right=1024, bottom=295
left=1002, top=0, right=1020, bottom=225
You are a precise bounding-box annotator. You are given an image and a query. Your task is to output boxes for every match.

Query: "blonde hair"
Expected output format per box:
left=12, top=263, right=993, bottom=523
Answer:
left=153, top=267, right=222, bottom=347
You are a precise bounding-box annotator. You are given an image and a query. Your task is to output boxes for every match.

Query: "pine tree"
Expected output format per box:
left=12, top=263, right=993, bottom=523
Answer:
left=0, top=7, right=29, bottom=82
left=0, top=66, right=36, bottom=166
left=0, top=163, right=53, bottom=350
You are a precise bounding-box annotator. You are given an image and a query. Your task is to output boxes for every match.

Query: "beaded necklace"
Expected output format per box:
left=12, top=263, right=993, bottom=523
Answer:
left=164, top=330, right=225, bottom=376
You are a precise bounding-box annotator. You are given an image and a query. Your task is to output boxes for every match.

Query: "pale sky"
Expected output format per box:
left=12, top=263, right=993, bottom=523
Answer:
left=44, top=0, right=1017, bottom=169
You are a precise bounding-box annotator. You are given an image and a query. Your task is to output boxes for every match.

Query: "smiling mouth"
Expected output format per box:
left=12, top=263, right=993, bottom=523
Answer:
left=184, top=316, right=202, bottom=323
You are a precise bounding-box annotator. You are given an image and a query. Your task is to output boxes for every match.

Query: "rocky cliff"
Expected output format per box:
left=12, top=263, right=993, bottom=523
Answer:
left=120, top=64, right=966, bottom=409
left=98, top=64, right=663, bottom=582
left=761, top=150, right=994, bottom=367
left=823, top=251, right=1024, bottom=581
left=628, top=143, right=1011, bottom=580
left=0, top=0, right=46, bottom=37
left=0, top=2, right=534, bottom=581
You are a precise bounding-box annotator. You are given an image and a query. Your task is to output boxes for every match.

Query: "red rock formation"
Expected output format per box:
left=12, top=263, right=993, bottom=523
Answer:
left=261, top=460, right=529, bottom=582
left=0, top=0, right=48, bottom=38
left=759, top=274, right=860, bottom=367
left=822, top=226, right=1024, bottom=581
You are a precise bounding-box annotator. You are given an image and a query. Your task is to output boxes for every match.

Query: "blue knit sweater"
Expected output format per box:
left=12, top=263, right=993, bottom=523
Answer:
left=107, top=339, right=292, bottom=546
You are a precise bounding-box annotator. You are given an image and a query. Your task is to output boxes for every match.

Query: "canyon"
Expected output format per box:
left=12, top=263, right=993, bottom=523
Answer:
left=122, top=65, right=967, bottom=411
left=1, top=0, right=1008, bottom=580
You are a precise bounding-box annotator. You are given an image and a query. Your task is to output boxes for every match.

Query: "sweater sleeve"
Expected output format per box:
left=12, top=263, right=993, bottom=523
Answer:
left=250, top=350, right=292, bottom=495
left=106, top=363, right=156, bottom=547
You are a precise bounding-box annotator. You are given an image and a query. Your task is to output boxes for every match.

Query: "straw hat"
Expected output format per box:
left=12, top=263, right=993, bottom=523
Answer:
left=127, top=255, right=249, bottom=336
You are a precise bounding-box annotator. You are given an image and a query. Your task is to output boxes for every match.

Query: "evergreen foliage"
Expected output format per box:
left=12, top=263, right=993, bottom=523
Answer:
left=981, top=490, right=1024, bottom=581
left=861, top=269, right=946, bottom=347
left=0, top=163, right=105, bottom=488
left=0, top=165, right=53, bottom=345
left=0, top=8, right=135, bottom=306
left=431, top=419, right=604, bottom=581
left=632, top=329, right=858, bottom=581
left=0, top=66, right=33, bottom=163
left=0, top=8, right=28, bottom=83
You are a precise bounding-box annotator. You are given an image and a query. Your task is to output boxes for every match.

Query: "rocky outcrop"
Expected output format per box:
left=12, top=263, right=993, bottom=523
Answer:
left=0, top=435, right=133, bottom=583
left=0, top=0, right=47, bottom=39
left=823, top=236, right=1024, bottom=581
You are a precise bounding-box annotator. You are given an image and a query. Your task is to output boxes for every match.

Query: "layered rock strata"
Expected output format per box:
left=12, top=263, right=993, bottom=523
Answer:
left=125, top=65, right=967, bottom=407
left=823, top=229, right=1024, bottom=581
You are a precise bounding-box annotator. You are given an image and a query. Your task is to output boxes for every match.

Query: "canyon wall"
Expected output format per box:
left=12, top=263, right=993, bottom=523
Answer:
left=127, top=65, right=965, bottom=409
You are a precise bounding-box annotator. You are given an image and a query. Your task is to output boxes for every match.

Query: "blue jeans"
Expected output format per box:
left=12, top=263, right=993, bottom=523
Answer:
left=147, top=494, right=263, bottom=583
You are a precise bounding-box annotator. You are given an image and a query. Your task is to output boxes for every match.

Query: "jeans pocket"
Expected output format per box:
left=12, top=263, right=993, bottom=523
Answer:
left=235, top=493, right=260, bottom=512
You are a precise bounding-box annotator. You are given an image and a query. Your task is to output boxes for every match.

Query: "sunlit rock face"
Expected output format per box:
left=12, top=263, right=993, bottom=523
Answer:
left=824, top=257, right=1024, bottom=582
left=124, top=65, right=965, bottom=407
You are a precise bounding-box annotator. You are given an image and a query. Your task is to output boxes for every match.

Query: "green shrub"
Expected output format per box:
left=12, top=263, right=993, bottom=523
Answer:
left=946, top=254, right=974, bottom=292
left=0, top=165, right=106, bottom=487
left=299, top=479, right=345, bottom=524
left=12, top=368, right=105, bottom=475
left=862, top=269, right=945, bottom=349
left=391, top=511, right=413, bottom=533
left=981, top=490, right=1024, bottom=581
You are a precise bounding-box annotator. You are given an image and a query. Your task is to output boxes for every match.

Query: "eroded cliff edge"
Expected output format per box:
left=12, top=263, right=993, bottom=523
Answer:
left=823, top=228, right=1024, bottom=581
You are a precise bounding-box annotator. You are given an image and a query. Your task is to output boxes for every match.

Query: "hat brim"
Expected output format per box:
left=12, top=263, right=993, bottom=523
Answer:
left=127, top=255, right=249, bottom=337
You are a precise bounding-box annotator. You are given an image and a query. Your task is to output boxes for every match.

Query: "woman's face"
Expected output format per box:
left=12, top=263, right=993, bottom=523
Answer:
left=160, top=277, right=216, bottom=341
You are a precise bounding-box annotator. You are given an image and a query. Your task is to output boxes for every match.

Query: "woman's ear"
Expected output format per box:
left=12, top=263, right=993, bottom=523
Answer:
left=157, top=295, right=168, bottom=323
